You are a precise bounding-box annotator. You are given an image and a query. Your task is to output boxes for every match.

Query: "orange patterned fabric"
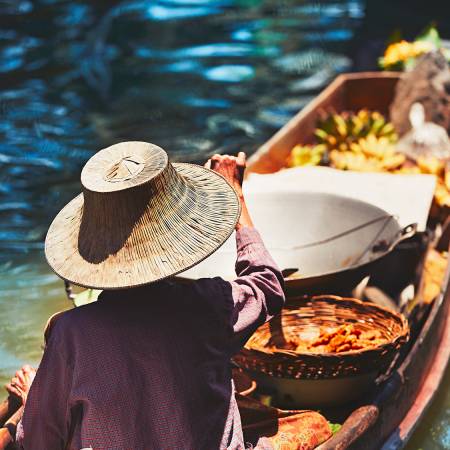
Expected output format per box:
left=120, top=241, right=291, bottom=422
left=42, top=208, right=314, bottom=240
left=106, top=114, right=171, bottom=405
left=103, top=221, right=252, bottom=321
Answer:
left=265, top=413, right=332, bottom=450
left=237, top=394, right=331, bottom=450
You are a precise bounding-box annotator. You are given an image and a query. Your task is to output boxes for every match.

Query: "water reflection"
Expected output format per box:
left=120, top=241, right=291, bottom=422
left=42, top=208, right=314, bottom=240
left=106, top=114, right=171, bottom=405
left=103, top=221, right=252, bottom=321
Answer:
left=0, top=0, right=362, bottom=379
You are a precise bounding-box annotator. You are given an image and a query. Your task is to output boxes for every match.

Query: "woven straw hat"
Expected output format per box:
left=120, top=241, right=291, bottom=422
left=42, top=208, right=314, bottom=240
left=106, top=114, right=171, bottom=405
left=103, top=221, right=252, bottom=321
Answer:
left=45, top=141, right=241, bottom=289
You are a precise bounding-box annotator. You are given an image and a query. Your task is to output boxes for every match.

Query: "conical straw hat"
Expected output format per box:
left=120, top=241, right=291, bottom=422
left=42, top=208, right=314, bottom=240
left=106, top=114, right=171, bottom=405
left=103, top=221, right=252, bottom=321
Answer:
left=45, top=141, right=241, bottom=289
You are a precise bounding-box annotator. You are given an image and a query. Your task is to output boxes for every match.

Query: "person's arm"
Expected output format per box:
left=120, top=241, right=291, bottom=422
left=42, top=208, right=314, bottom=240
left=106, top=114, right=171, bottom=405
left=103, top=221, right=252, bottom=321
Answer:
left=0, top=407, right=23, bottom=450
left=0, top=427, right=12, bottom=450
left=229, top=225, right=284, bottom=340
left=206, top=153, right=285, bottom=351
left=4, top=365, right=34, bottom=450
left=15, top=318, right=73, bottom=450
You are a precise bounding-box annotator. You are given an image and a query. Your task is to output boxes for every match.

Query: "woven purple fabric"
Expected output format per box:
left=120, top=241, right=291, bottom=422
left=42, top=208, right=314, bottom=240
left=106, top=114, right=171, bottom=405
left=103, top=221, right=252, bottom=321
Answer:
left=16, top=227, right=285, bottom=450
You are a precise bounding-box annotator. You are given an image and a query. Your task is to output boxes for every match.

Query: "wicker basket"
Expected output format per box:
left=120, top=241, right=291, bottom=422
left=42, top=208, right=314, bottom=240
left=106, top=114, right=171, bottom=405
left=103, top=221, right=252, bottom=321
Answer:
left=234, top=295, right=409, bottom=380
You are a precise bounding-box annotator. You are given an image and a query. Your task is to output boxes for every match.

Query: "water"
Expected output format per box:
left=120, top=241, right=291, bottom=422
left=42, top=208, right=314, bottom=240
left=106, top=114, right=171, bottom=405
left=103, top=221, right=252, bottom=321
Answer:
left=407, top=366, right=450, bottom=449
left=0, top=0, right=447, bottom=447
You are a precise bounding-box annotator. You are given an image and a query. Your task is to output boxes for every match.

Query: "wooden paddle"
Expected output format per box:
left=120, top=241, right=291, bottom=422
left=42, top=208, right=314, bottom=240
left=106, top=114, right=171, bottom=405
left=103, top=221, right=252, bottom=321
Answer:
left=316, top=405, right=379, bottom=450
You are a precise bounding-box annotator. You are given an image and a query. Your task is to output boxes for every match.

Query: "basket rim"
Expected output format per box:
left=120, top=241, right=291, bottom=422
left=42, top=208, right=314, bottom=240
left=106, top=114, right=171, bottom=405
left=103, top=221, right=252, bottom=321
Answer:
left=244, top=294, right=410, bottom=358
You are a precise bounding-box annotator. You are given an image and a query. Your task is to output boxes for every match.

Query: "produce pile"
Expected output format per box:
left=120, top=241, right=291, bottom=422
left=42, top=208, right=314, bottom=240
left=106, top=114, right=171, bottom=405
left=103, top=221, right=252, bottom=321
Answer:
left=378, top=26, right=449, bottom=71
left=420, top=249, right=448, bottom=305
left=270, top=324, right=387, bottom=354
left=286, top=109, right=450, bottom=209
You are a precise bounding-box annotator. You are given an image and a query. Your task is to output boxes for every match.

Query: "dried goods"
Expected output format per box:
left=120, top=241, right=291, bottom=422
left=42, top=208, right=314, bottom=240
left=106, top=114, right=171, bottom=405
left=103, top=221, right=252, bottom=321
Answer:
left=270, top=324, right=388, bottom=354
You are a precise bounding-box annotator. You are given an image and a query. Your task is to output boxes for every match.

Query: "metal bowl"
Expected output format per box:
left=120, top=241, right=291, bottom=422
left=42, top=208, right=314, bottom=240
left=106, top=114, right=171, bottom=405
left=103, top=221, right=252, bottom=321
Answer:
left=180, top=191, right=416, bottom=294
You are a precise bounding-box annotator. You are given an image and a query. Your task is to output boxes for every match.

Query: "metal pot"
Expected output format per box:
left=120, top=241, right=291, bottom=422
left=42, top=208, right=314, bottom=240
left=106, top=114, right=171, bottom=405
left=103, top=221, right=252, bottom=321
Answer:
left=249, top=370, right=378, bottom=408
left=180, top=192, right=417, bottom=295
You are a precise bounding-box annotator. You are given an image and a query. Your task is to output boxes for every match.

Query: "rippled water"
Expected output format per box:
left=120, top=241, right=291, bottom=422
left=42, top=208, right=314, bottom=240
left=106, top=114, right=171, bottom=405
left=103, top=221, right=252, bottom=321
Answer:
left=0, top=0, right=447, bottom=448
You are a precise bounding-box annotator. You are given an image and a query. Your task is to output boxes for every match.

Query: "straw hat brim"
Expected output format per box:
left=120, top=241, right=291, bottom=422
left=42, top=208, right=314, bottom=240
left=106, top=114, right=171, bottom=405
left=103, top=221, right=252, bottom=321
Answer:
left=45, top=163, right=241, bottom=289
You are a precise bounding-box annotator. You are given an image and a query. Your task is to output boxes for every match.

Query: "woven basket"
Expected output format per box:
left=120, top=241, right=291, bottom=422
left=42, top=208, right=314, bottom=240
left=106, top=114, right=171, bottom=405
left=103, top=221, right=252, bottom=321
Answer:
left=233, top=295, right=409, bottom=380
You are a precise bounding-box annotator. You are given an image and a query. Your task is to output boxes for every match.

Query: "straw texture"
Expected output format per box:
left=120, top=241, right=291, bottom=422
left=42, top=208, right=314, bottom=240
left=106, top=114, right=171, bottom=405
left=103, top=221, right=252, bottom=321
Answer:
left=45, top=142, right=240, bottom=289
left=233, top=295, right=409, bottom=380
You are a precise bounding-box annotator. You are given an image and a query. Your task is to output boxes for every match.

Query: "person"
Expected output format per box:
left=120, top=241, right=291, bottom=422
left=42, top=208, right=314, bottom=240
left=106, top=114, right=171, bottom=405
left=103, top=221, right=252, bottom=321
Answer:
left=8, top=141, right=285, bottom=450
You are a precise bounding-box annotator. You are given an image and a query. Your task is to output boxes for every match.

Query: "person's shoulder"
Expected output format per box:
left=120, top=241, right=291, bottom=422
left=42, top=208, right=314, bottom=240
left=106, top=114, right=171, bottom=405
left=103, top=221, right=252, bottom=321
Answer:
left=43, top=302, right=101, bottom=343
left=178, top=277, right=234, bottom=320
left=175, top=277, right=231, bottom=300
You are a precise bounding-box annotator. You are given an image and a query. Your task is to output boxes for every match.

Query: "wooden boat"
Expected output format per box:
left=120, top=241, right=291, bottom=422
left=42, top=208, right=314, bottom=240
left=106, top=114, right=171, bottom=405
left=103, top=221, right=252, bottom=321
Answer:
left=246, top=72, right=450, bottom=449
left=1, top=73, right=449, bottom=450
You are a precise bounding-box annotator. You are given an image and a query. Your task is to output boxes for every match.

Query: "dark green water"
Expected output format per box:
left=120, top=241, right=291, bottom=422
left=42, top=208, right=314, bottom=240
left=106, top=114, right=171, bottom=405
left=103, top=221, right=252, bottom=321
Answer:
left=0, top=0, right=447, bottom=447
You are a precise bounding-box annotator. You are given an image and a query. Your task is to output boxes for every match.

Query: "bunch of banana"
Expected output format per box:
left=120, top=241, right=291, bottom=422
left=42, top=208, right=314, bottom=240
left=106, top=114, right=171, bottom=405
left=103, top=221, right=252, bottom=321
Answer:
left=354, top=135, right=393, bottom=157
left=287, top=144, right=326, bottom=168
left=329, top=150, right=381, bottom=172
left=287, top=108, right=450, bottom=216
left=356, top=135, right=405, bottom=170
left=314, top=109, right=397, bottom=152
left=329, top=135, right=405, bottom=172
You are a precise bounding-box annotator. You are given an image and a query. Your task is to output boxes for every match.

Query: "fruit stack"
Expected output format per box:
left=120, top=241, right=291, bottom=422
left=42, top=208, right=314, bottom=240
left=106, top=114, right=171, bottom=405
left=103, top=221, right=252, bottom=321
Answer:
left=286, top=109, right=450, bottom=211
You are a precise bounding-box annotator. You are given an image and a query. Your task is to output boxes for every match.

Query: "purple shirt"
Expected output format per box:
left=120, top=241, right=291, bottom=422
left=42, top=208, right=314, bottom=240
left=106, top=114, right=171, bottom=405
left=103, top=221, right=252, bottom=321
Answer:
left=17, top=227, right=285, bottom=450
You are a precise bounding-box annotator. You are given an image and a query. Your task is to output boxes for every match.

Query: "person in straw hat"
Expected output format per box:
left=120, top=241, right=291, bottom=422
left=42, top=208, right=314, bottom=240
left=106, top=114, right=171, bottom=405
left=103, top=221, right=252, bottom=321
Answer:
left=9, top=141, right=285, bottom=450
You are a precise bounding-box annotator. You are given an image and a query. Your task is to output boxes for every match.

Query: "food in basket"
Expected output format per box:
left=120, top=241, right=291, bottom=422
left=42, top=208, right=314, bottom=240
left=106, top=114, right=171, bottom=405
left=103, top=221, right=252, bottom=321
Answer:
left=237, top=296, right=409, bottom=383
left=273, top=324, right=388, bottom=354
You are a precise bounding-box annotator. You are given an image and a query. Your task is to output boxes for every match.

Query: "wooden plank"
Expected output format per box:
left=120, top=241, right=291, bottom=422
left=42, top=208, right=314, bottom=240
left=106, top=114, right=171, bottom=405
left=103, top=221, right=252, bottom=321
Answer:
left=344, top=73, right=399, bottom=116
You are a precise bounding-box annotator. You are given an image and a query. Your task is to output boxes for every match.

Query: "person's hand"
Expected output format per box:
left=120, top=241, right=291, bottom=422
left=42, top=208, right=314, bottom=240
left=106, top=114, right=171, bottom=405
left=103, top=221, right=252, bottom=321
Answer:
left=205, top=152, right=246, bottom=198
left=205, top=152, right=254, bottom=230
left=5, top=365, right=36, bottom=406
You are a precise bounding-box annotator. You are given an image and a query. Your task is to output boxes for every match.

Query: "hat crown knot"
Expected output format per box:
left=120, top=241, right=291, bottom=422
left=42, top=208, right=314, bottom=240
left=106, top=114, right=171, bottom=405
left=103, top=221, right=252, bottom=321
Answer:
left=104, top=156, right=145, bottom=183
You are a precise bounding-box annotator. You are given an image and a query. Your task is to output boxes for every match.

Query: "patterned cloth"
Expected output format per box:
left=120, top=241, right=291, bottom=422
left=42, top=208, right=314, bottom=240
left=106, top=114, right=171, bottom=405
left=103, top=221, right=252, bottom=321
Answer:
left=16, top=227, right=285, bottom=450
left=237, top=395, right=332, bottom=450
